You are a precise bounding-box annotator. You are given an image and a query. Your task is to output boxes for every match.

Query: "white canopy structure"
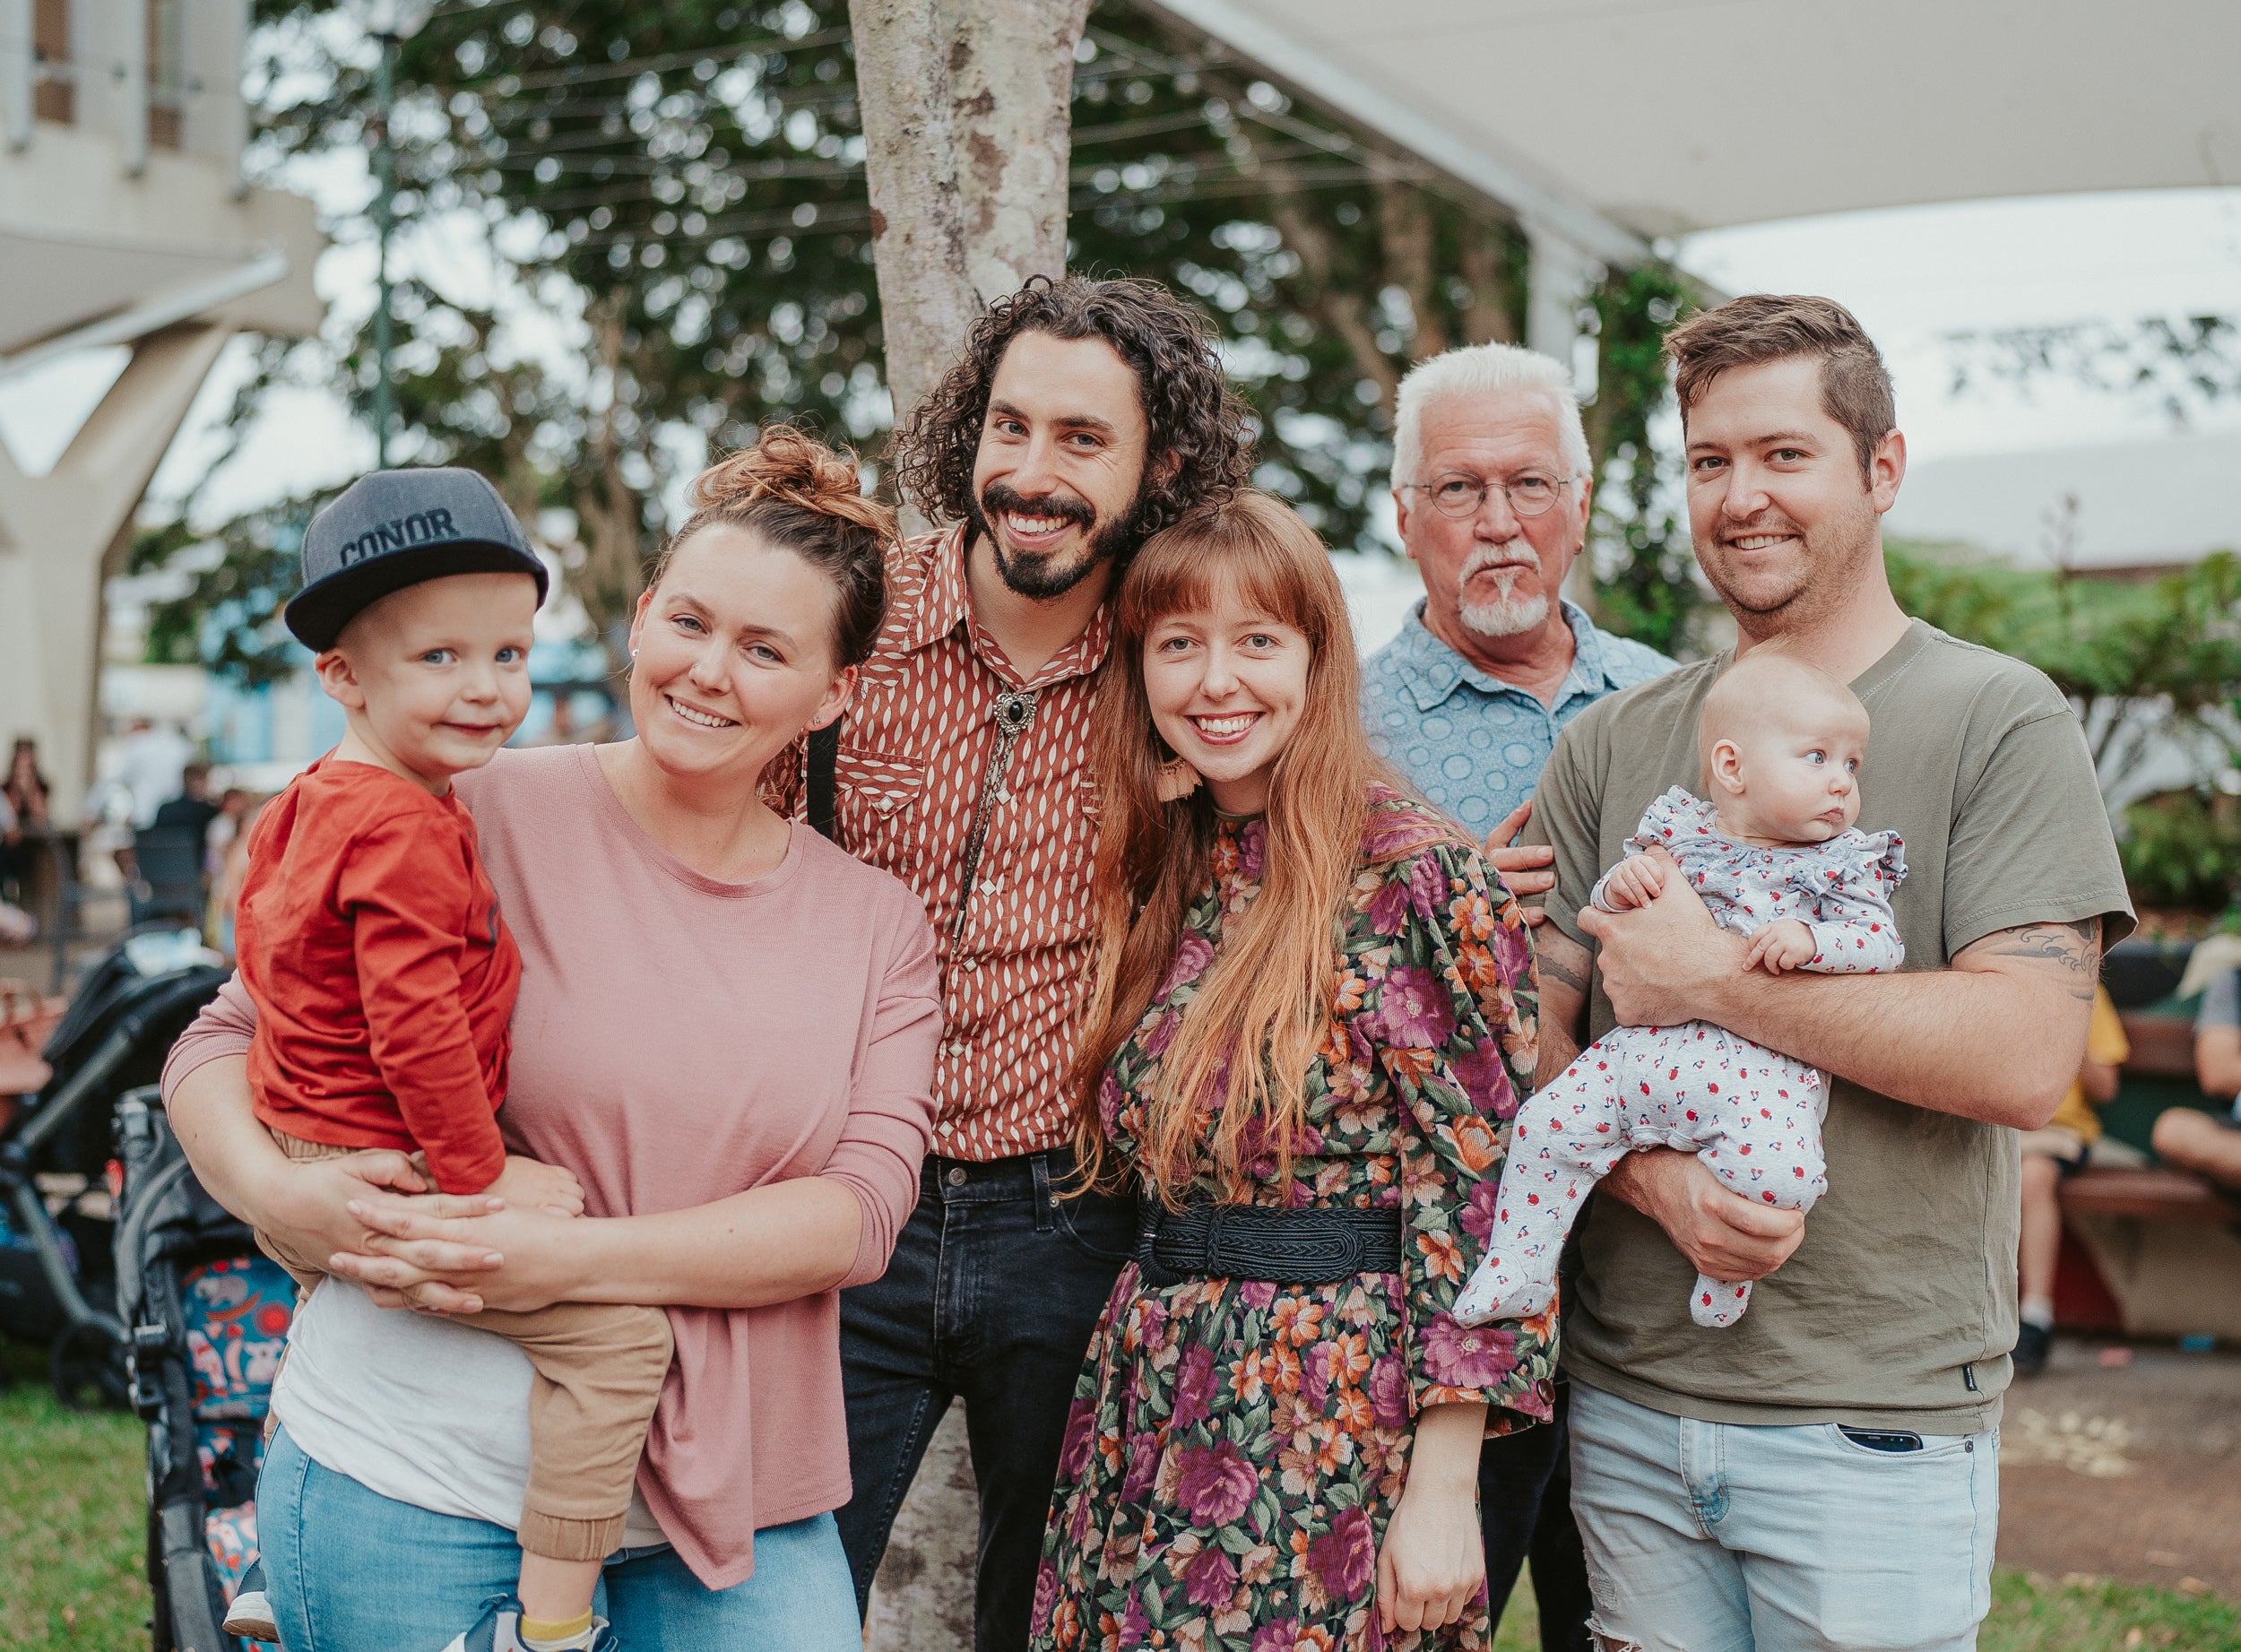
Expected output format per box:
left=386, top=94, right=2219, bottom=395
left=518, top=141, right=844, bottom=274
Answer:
left=0, top=0, right=322, bottom=821
left=1146, top=0, right=2241, bottom=352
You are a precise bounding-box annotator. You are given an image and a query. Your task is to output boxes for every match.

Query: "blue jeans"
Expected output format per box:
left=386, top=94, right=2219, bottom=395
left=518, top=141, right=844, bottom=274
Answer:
left=835, top=1148, right=1136, bottom=1652
left=257, top=1428, right=860, bottom=1651
left=1567, top=1383, right=1999, bottom=1652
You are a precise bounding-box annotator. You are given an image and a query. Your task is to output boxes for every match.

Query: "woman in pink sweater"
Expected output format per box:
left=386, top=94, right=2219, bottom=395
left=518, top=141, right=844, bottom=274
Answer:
left=160, top=432, right=941, bottom=1652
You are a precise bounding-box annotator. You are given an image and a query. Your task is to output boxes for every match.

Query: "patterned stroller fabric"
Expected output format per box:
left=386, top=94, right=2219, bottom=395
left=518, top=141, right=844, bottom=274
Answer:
left=180, top=1255, right=293, bottom=1597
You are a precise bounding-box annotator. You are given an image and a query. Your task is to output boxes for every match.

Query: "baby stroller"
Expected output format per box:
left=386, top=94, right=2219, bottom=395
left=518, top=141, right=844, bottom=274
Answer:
left=115, top=1086, right=295, bottom=1651
left=0, top=926, right=229, bottom=1408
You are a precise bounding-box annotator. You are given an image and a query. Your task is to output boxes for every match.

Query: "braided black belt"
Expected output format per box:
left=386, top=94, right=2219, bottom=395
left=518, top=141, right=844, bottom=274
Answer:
left=1135, top=1202, right=1406, bottom=1287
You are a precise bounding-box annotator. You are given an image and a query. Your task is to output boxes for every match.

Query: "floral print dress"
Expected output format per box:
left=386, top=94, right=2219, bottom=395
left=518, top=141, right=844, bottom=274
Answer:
left=1030, top=789, right=1555, bottom=1652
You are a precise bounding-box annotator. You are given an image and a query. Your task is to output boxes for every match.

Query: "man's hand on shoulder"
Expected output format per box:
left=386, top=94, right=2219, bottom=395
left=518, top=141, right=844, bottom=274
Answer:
left=1605, top=1150, right=1805, bottom=1283
left=1484, top=800, right=1553, bottom=928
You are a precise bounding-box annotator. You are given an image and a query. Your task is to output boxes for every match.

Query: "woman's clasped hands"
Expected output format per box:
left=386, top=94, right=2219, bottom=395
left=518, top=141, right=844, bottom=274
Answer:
left=316, top=1152, right=587, bottom=1316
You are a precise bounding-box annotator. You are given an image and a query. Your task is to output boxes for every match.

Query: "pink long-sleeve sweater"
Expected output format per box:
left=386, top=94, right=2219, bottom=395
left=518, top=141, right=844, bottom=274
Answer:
left=160, top=743, right=941, bottom=1588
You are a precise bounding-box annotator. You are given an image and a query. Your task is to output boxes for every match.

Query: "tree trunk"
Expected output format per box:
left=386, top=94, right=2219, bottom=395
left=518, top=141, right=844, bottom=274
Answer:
left=947, top=0, right=1093, bottom=304
left=1378, top=181, right=1447, bottom=362
left=847, top=5, right=1092, bottom=1645
left=849, top=0, right=1092, bottom=431
left=849, top=0, right=976, bottom=433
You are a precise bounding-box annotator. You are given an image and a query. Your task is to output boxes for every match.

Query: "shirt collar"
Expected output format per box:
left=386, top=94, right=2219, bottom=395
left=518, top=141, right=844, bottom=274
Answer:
left=897, top=523, right=973, bottom=656
left=896, top=521, right=1115, bottom=688
left=1396, top=598, right=1619, bottom=714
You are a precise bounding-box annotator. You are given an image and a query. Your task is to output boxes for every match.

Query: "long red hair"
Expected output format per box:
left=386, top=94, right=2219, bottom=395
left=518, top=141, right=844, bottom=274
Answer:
left=1073, top=491, right=1396, bottom=1204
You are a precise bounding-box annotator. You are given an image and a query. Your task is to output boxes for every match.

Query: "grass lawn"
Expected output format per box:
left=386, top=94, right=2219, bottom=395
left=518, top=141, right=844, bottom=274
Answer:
left=3, top=1328, right=2236, bottom=1650
left=0, top=1340, right=149, bottom=1650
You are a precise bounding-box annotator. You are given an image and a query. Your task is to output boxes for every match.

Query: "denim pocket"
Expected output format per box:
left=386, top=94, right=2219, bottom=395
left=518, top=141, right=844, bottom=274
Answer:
left=1051, top=1186, right=1138, bottom=1264
left=1825, top=1423, right=1975, bottom=1462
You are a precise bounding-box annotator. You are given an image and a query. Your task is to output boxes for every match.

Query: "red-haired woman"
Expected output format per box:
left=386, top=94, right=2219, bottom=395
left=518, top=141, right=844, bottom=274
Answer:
left=1029, top=492, right=1553, bottom=1651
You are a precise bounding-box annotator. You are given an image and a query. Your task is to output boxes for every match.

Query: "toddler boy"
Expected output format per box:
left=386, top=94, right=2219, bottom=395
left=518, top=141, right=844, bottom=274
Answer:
left=236, top=469, right=671, bottom=1652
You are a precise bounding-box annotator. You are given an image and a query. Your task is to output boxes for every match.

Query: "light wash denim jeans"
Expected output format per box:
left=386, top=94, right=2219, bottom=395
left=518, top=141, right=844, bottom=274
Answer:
left=257, top=1427, right=861, bottom=1652
left=1567, top=1382, right=1999, bottom=1652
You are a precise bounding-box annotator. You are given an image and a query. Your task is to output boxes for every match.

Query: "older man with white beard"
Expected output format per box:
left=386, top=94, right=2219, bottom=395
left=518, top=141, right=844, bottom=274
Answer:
left=1360, top=342, right=1673, bottom=1650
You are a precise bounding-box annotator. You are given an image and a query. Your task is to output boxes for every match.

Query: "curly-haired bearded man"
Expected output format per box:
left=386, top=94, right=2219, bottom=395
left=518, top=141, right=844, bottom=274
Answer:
left=766, top=274, right=1254, bottom=1652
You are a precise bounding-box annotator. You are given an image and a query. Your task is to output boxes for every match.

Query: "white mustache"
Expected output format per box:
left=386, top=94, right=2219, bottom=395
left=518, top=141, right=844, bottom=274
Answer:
left=1460, top=541, right=1541, bottom=583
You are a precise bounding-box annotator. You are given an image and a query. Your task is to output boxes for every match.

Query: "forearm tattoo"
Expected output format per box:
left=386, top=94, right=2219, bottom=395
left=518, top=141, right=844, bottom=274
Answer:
left=1968, top=916, right=2103, bottom=1000
left=1536, top=933, right=1592, bottom=994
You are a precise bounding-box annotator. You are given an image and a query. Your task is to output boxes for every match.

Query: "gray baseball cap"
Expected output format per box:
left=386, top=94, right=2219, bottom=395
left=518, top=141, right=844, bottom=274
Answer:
left=284, top=467, right=549, bottom=650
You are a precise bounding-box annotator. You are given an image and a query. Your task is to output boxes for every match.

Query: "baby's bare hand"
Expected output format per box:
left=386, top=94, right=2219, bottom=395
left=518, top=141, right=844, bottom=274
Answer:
left=486, top=1155, right=585, bottom=1218
left=1744, top=919, right=1816, bottom=974
left=1601, top=854, right=1666, bottom=911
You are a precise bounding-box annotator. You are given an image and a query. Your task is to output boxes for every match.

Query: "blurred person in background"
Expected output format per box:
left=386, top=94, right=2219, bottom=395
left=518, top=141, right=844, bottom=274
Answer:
left=110, top=717, right=195, bottom=827
left=205, top=787, right=255, bottom=870
left=208, top=790, right=261, bottom=958
left=4, top=738, right=50, bottom=828
left=2, top=739, right=51, bottom=906
left=153, top=762, right=224, bottom=853
left=0, top=787, right=31, bottom=943
left=2173, top=970, right=2241, bottom=1193
left=2012, top=985, right=2127, bottom=1375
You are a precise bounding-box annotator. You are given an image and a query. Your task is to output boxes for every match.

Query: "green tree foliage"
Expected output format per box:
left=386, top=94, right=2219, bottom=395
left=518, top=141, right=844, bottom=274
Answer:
left=1585, top=263, right=1699, bottom=656
left=1888, top=543, right=2241, bottom=800
left=2112, top=787, right=2241, bottom=912
left=143, top=0, right=1697, bottom=679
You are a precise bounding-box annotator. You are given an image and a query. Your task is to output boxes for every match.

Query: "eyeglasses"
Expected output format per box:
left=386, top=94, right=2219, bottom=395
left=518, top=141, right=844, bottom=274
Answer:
left=1402, top=471, right=1574, bottom=520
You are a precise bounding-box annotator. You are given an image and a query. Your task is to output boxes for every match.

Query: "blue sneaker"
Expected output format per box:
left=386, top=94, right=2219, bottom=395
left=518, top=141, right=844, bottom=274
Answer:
left=438, top=1597, right=619, bottom=1652
left=222, top=1557, right=278, bottom=1642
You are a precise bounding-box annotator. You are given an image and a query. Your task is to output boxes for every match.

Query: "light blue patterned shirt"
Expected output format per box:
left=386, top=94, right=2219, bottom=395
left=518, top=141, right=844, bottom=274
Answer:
left=1362, top=599, right=1676, bottom=836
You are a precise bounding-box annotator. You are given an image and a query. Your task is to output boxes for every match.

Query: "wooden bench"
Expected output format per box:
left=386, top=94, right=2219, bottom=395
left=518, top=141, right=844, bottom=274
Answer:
left=2061, top=1165, right=2236, bottom=1225
left=2116, top=1009, right=2197, bottom=1079
left=2050, top=1010, right=2240, bottom=1333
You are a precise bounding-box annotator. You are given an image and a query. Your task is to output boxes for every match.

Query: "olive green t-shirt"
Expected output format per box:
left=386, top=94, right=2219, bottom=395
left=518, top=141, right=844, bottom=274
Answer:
left=1527, top=619, right=2133, bottom=1431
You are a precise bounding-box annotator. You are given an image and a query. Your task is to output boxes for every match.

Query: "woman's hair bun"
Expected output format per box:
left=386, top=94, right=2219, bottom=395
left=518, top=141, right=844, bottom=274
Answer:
left=689, top=425, right=891, bottom=541
left=655, top=424, right=896, bottom=668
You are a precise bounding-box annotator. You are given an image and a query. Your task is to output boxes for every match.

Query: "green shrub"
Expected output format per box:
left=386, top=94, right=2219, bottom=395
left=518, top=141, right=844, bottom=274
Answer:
left=2118, top=788, right=2241, bottom=911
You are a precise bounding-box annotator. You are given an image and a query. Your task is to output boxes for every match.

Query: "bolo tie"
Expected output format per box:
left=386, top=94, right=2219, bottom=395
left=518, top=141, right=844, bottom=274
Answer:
left=950, top=688, right=1040, bottom=945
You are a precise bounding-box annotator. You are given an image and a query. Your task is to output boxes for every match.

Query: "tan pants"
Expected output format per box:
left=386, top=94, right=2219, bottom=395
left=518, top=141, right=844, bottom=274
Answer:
left=261, top=1131, right=675, bottom=1562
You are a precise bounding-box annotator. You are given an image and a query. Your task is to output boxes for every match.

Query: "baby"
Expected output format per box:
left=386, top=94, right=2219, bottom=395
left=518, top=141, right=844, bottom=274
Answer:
left=1455, top=651, right=1906, bottom=1331
left=234, top=470, right=670, bottom=1652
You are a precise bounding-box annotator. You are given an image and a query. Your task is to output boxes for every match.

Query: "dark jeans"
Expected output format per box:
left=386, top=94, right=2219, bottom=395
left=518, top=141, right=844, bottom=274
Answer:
left=1482, top=1381, right=1593, bottom=1649
left=836, top=1147, right=1136, bottom=1652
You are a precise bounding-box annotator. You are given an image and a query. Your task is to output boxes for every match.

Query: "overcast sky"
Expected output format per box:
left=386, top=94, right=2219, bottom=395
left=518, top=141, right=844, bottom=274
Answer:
left=1679, top=186, right=2241, bottom=463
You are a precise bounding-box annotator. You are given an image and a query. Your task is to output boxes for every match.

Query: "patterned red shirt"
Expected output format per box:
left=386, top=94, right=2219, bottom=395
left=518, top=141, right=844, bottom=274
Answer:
left=768, top=525, right=1108, bottom=1161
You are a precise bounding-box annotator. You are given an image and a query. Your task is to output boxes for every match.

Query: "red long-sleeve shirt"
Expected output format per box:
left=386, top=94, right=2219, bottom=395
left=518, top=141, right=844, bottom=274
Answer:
left=237, top=756, right=519, bottom=1193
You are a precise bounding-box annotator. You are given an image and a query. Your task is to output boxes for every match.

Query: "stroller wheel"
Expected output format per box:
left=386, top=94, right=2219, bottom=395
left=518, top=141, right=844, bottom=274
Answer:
left=49, top=1320, right=129, bottom=1411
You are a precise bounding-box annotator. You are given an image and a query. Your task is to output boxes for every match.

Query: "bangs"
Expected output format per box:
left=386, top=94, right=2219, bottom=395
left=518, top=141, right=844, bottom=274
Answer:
left=1118, top=492, right=1341, bottom=647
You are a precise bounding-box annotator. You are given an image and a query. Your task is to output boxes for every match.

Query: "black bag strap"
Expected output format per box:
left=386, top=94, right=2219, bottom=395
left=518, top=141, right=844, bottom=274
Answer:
left=808, top=719, right=841, bottom=842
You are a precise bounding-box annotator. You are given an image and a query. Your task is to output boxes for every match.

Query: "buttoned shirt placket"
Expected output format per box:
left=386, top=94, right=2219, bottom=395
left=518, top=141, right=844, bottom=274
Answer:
left=940, top=608, right=1109, bottom=953
left=1401, top=610, right=1614, bottom=751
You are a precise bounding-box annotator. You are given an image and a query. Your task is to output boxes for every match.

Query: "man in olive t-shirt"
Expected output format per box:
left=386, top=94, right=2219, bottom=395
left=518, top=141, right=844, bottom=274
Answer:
left=1526, top=297, right=2132, bottom=1652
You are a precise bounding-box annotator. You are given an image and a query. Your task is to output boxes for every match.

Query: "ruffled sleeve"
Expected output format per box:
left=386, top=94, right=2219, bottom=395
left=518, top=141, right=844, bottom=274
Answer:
left=1800, top=828, right=1908, bottom=974
left=1349, top=824, right=1555, bottom=1429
